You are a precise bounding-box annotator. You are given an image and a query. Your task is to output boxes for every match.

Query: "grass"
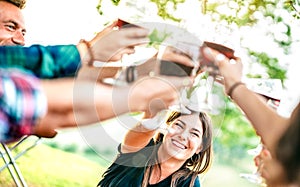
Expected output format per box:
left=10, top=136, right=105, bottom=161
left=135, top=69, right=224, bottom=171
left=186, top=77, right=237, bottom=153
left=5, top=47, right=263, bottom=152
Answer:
left=0, top=143, right=259, bottom=187
left=0, top=133, right=259, bottom=187
left=0, top=141, right=106, bottom=187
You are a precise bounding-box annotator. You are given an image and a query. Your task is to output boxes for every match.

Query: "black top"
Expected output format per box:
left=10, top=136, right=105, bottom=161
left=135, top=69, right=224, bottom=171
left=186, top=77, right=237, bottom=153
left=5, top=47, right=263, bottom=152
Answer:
left=97, top=139, right=201, bottom=187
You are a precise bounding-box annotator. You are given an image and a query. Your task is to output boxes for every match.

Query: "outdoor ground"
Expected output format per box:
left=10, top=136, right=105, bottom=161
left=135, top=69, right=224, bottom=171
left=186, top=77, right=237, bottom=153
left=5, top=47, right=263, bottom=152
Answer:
left=0, top=131, right=258, bottom=187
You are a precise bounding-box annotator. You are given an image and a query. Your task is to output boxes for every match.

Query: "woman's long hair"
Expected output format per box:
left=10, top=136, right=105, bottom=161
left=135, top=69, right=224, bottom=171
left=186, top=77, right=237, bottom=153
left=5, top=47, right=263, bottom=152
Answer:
left=142, top=111, right=213, bottom=187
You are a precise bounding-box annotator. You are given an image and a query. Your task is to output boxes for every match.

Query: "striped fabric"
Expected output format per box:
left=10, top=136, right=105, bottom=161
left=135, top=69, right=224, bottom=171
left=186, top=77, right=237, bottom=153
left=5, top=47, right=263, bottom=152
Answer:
left=0, top=68, right=47, bottom=143
left=0, top=44, right=81, bottom=78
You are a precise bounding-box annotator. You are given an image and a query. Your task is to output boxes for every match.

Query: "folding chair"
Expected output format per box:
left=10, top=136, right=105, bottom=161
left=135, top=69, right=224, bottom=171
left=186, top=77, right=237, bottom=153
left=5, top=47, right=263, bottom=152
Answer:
left=0, top=135, right=42, bottom=187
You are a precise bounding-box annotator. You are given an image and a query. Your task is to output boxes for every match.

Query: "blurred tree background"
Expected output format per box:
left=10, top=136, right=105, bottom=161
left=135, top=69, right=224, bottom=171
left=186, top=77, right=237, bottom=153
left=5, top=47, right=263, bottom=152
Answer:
left=96, top=0, right=300, bottom=163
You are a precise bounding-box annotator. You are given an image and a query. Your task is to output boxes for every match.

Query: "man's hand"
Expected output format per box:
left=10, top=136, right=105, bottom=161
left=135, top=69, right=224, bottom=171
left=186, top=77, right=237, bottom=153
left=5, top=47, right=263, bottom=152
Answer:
left=128, top=75, right=192, bottom=118
left=90, top=26, right=149, bottom=62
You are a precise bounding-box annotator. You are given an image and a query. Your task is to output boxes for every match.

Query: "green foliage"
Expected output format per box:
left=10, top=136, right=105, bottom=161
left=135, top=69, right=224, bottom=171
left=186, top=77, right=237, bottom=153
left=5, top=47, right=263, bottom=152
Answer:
left=248, top=51, right=287, bottom=80
left=212, top=97, right=260, bottom=162
left=62, top=143, right=78, bottom=153
left=215, top=0, right=296, bottom=23
left=149, top=0, right=185, bottom=21
left=46, top=141, right=59, bottom=149
left=96, top=0, right=103, bottom=15
left=284, top=0, right=300, bottom=19
left=147, top=28, right=172, bottom=49
left=204, top=0, right=283, bottom=26
left=97, top=0, right=186, bottom=21
left=186, top=72, right=209, bottom=99
left=111, top=0, right=121, bottom=5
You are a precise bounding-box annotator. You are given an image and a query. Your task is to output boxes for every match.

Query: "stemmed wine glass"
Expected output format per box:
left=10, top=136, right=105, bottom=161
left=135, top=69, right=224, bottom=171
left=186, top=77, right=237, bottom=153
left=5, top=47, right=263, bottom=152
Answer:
left=166, top=40, right=224, bottom=114
left=239, top=143, right=267, bottom=186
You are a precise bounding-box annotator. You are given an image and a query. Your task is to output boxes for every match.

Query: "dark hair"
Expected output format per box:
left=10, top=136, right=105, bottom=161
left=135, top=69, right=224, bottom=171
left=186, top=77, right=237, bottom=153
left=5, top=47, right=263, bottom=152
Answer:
left=0, top=0, right=26, bottom=9
left=275, top=102, right=300, bottom=184
left=142, top=111, right=213, bottom=187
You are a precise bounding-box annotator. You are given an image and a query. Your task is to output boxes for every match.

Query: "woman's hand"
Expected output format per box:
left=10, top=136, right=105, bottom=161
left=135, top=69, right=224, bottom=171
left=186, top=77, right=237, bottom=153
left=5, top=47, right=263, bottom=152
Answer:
left=202, top=47, right=243, bottom=94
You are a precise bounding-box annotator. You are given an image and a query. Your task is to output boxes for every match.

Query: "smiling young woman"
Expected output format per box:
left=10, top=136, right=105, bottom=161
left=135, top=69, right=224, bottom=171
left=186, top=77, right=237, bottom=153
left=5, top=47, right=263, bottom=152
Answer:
left=97, top=110, right=213, bottom=187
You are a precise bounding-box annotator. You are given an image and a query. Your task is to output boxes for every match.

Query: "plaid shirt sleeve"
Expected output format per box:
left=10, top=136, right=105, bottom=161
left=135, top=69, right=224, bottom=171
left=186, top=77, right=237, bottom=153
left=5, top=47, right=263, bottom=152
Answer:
left=0, top=45, right=81, bottom=78
left=0, top=68, right=47, bottom=143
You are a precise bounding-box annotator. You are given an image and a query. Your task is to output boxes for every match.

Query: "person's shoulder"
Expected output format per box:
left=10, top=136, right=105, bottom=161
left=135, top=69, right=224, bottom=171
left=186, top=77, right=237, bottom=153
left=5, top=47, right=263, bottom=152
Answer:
left=178, top=172, right=201, bottom=187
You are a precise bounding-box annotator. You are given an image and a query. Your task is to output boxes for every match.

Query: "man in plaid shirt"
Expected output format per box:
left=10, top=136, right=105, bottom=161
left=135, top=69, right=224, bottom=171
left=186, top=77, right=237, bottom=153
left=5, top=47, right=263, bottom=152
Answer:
left=0, top=44, right=82, bottom=142
left=0, top=0, right=186, bottom=142
left=0, top=0, right=149, bottom=142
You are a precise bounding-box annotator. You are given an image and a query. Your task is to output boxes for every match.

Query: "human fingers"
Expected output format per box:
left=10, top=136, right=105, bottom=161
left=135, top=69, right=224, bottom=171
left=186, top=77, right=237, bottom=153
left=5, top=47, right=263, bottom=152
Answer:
left=92, top=21, right=117, bottom=42
left=120, top=27, right=149, bottom=39
left=257, top=148, right=273, bottom=177
left=143, top=98, right=174, bottom=118
left=145, top=76, right=192, bottom=117
left=106, top=20, right=118, bottom=29
left=129, top=76, right=189, bottom=117
left=33, top=119, right=58, bottom=138
left=141, top=110, right=169, bottom=130
left=202, top=47, right=243, bottom=88
left=254, top=154, right=262, bottom=167
left=87, top=27, right=147, bottom=63
left=109, top=47, right=136, bottom=61
left=161, top=46, right=194, bottom=67
left=202, top=47, right=242, bottom=72
left=261, top=149, right=272, bottom=160
left=117, top=27, right=150, bottom=47
left=202, top=46, right=228, bottom=67
left=101, top=21, right=117, bottom=32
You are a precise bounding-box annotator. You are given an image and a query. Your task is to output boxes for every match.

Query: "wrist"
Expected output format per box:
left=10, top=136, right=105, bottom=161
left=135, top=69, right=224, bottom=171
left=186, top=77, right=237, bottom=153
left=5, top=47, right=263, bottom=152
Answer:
left=140, top=110, right=169, bottom=130
left=227, top=81, right=245, bottom=99
left=141, top=118, right=161, bottom=130
left=77, top=39, right=94, bottom=66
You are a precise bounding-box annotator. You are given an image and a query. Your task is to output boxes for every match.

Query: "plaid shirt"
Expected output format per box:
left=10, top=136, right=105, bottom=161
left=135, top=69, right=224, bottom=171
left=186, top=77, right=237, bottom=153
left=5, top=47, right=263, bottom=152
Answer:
left=0, top=44, right=81, bottom=78
left=0, top=44, right=81, bottom=142
left=0, top=68, right=47, bottom=143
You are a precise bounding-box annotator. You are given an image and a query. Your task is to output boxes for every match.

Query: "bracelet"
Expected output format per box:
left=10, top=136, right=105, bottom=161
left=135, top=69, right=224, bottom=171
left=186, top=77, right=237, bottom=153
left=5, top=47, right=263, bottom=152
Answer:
left=227, top=82, right=245, bottom=99
left=79, top=39, right=94, bottom=66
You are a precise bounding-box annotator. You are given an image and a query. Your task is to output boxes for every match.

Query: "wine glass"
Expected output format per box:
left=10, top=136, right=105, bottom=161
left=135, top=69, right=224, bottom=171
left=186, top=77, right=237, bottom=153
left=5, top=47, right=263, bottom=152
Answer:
left=240, top=143, right=267, bottom=186
left=195, top=73, right=215, bottom=113
left=165, top=40, right=221, bottom=114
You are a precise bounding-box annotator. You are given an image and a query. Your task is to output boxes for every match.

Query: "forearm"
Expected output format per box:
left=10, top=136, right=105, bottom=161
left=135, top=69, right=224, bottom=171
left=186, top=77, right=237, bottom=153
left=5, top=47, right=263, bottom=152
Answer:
left=121, top=123, right=156, bottom=153
left=40, top=79, right=135, bottom=130
left=0, top=45, right=81, bottom=78
left=37, top=76, right=180, bottom=134
left=77, top=66, right=120, bottom=82
left=121, top=110, right=169, bottom=153
left=41, top=79, right=107, bottom=126
left=34, top=78, right=76, bottom=137
left=203, top=47, right=290, bottom=149
left=93, top=77, right=179, bottom=119
left=93, top=83, right=141, bottom=120
left=230, top=84, right=289, bottom=148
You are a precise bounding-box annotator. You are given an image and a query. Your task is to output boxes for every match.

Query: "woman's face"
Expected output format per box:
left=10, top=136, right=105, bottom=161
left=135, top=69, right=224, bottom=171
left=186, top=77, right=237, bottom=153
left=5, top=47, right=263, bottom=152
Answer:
left=161, top=113, right=203, bottom=161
